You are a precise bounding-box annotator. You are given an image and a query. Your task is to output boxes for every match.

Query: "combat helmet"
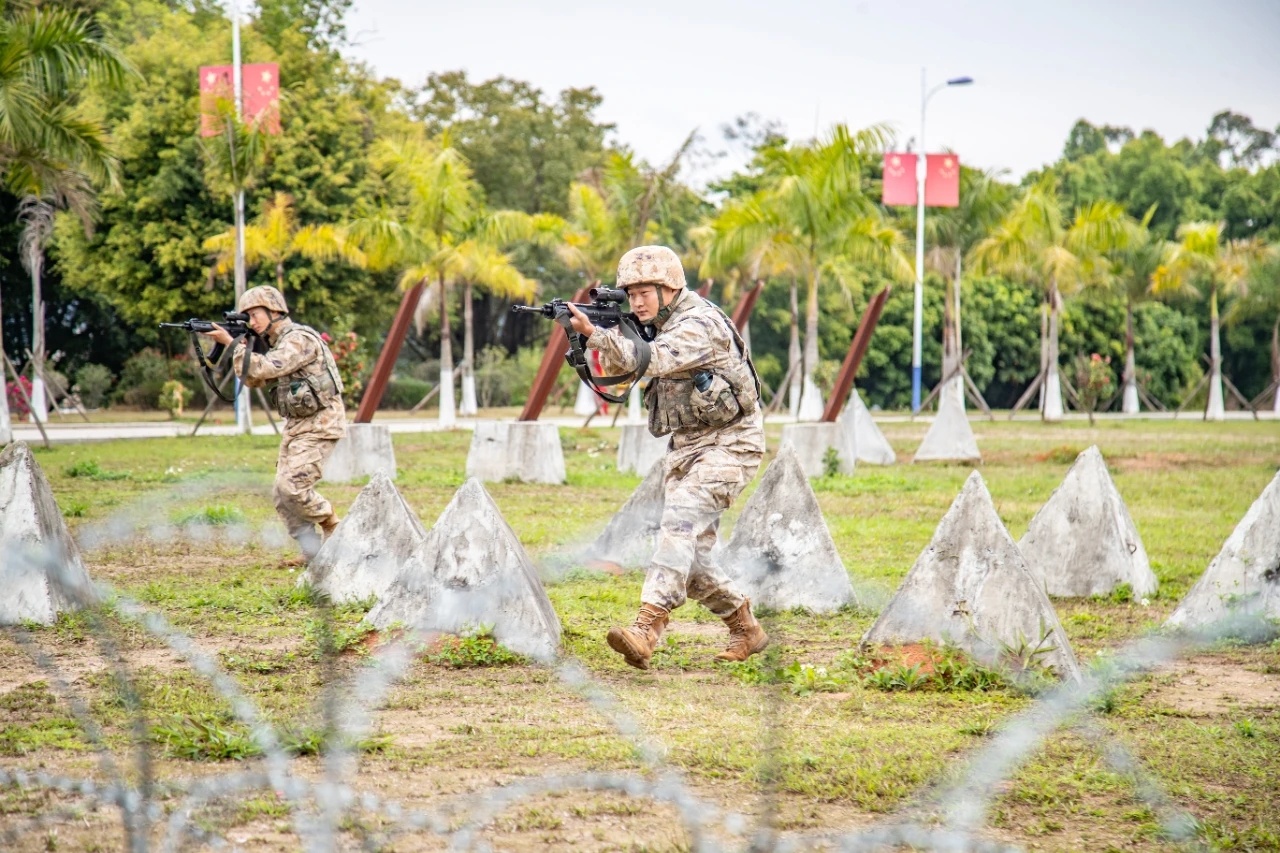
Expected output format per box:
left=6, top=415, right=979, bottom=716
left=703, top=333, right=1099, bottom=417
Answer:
left=237, top=285, right=289, bottom=316
left=616, top=246, right=687, bottom=293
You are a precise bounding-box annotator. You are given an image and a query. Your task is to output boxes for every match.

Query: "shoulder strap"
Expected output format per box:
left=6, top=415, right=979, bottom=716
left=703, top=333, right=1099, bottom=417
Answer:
left=700, top=295, right=762, bottom=401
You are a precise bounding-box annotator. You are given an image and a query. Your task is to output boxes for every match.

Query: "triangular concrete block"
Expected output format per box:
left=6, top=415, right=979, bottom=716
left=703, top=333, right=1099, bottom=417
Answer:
left=0, top=443, right=97, bottom=625
left=299, top=471, right=427, bottom=604
left=365, top=478, right=561, bottom=660
left=1166, top=469, right=1280, bottom=632
left=842, top=388, right=895, bottom=465
left=1019, top=446, right=1157, bottom=598
left=913, top=392, right=981, bottom=463
left=721, top=444, right=855, bottom=612
left=862, top=471, right=1081, bottom=681
left=587, top=463, right=664, bottom=568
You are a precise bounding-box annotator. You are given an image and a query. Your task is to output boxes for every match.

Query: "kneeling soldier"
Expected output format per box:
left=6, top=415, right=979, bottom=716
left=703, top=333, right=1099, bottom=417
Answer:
left=202, top=285, right=346, bottom=559
left=567, top=245, right=769, bottom=669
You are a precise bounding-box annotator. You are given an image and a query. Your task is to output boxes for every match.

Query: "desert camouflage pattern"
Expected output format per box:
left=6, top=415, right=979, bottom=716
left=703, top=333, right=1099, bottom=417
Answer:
left=273, top=432, right=338, bottom=546
left=233, top=318, right=346, bottom=549
left=616, top=245, right=687, bottom=292
left=588, top=288, right=764, bottom=615
left=237, top=284, right=289, bottom=315
left=232, top=319, right=346, bottom=440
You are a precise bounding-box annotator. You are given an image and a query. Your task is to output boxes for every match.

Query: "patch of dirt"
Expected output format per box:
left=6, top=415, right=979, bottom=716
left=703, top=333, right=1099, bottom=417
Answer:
left=864, top=643, right=942, bottom=675
left=1146, top=656, right=1280, bottom=716
left=0, top=638, right=187, bottom=695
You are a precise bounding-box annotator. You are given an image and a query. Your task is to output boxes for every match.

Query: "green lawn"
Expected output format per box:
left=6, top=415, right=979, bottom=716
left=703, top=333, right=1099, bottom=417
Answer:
left=1, top=417, right=1277, bottom=852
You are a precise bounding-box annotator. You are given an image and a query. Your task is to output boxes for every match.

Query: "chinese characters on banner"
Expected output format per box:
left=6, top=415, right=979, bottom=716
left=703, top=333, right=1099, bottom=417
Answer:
left=881, top=152, right=960, bottom=207
left=198, top=63, right=281, bottom=137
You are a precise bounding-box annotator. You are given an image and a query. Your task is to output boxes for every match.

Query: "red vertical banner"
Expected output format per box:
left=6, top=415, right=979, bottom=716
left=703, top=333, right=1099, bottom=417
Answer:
left=925, top=154, right=960, bottom=207
left=197, top=62, right=281, bottom=137
left=242, top=63, right=281, bottom=134
left=882, top=152, right=917, bottom=206
left=198, top=65, right=233, bottom=137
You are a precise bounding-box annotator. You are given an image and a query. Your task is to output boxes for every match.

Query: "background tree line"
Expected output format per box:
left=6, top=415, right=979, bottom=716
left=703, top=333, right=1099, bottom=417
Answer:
left=2, top=0, right=1277, bottom=417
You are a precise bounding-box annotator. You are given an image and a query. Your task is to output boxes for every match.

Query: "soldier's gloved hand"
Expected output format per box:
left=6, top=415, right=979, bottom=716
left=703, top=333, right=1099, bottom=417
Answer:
left=200, top=323, right=234, bottom=347
left=566, top=303, right=596, bottom=338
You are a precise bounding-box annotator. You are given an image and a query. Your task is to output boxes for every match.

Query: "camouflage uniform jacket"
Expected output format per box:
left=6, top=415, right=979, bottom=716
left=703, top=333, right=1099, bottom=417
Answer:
left=233, top=318, right=347, bottom=440
left=587, top=289, right=765, bottom=467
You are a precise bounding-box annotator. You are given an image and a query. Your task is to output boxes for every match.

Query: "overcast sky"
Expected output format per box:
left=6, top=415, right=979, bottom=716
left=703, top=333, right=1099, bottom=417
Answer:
left=341, top=0, right=1280, bottom=186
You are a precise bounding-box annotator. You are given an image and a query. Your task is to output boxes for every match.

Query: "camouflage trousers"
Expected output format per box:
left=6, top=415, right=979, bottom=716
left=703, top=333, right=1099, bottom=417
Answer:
left=273, top=432, right=338, bottom=550
left=641, top=446, right=762, bottom=617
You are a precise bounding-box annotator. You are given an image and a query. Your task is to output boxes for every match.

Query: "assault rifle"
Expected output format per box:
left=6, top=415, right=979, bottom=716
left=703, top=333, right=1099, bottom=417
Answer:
left=511, top=287, right=654, bottom=403
left=159, top=312, right=267, bottom=403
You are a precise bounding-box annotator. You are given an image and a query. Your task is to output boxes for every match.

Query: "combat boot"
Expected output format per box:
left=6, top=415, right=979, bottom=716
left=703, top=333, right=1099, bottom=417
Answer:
left=606, top=603, right=670, bottom=670
left=715, top=599, right=768, bottom=662
left=319, top=513, right=340, bottom=542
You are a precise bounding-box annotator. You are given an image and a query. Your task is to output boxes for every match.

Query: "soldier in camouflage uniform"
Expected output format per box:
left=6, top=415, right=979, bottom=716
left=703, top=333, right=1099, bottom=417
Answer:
left=567, top=245, right=769, bottom=669
left=201, top=285, right=346, bottom=559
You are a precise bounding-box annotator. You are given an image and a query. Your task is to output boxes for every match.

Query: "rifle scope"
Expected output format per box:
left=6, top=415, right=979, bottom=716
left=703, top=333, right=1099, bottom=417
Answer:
left=589, top=287, right=628, bottom=304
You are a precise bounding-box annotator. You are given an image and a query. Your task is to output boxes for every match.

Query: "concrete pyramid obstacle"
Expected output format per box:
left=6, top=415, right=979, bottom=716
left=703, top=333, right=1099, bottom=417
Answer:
left=0, top=442, right=97, bottom=625
left=587, top=462, right=664, bottom=569
left=1019, top=446, right=1157, bottom=598
left=913, top=391, right=981, bottom=463
left=721, top=444, right=855, bottom=612
left=862, top=471, right=1082, bottom=681
left=300, top=471, right=427, bottom=604
left=1166, top=469, right=1280, bottom=632
left=841, top=388, right=895, bottom=465
left=365, top=478, right=561, bottom=660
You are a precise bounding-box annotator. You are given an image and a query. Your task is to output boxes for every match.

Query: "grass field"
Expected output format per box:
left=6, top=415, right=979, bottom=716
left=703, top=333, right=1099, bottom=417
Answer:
left=1, top=417, right=1278, bottom=851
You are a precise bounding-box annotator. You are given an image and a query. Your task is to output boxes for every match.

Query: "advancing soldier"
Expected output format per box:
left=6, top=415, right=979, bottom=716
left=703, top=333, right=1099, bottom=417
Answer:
left=201, top=285, right=346, bottom=560
left=567, top=245, right=768, bottom=669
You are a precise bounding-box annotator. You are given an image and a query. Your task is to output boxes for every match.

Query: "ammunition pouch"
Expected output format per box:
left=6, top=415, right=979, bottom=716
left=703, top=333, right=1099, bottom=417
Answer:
left=646, top=368, right=754, bottom=437
left=268, top=325, right=344, bottom=419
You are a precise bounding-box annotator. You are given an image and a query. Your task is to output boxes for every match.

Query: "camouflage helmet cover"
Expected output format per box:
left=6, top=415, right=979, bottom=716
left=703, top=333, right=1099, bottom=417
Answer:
left=236, top=285, right=289, bottom=315
left=616, top=245, right=687, bottom=292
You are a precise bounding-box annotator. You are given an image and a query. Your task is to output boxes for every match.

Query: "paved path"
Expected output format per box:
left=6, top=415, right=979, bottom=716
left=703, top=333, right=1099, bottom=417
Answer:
left=7, top=407, right=1274, bottom=445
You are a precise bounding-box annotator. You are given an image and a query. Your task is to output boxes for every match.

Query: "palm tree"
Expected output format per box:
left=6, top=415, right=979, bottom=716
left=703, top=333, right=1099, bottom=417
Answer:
left=0, top=5, right=130, bottom=193
left=703, top=193, right=799, bottom=400
left=1226, top=249, right=1280, bottom=413
left=1097, top=206, right=1167, bottom=413
left=202, top=192, right=365, bottom=291
left=969, top=176, right=1129, bottom=421
left=456, top=210, right=559, bottom=414
left=352, top=135, right=535, bottom=425
left=921, top=167, right=1011, bottom=406
left=0, top=4, right=132, bottom=437
left=1152, top=222, right=1274, bottom=420
left=706, top=124, right=911, bottom=419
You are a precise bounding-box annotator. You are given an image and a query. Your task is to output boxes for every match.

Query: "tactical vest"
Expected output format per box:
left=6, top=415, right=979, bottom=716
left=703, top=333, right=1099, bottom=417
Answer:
left=646, top=299, right=761, bottom=438
left=266, top=324, right=344, bottom=419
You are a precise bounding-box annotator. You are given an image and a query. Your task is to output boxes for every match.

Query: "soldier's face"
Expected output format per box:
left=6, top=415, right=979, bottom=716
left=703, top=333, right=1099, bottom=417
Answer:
left=247, top=307, right=273, bottom=335
left=625, top=284, right=664, bottom=322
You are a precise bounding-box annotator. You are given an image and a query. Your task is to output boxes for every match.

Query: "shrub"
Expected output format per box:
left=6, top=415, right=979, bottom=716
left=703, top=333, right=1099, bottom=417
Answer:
left=380, top=377, right=432, bottom=409
left=321, top=325, right=370, bottom=408
left=73, top=363, right=114, bottom=409
left=115, top=348, right=198, bottom=410
left=159, top=379, right=193, bottom=417
left=6, top=376, right=32, bottom=420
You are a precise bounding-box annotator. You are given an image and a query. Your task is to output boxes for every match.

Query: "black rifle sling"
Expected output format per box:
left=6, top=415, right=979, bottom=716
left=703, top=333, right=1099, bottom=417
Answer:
left=571, top=317, right=652, bottom=405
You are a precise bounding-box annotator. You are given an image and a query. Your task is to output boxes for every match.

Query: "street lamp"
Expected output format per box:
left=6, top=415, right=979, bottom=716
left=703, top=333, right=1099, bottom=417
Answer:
left=911, top=71, right=973, bottom=413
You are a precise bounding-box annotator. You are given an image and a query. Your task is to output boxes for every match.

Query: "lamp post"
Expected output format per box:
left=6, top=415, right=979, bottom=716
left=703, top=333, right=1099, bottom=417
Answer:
left=230, top=1, right=252, bottom=435
left=911, top=70, right=973, bottom=413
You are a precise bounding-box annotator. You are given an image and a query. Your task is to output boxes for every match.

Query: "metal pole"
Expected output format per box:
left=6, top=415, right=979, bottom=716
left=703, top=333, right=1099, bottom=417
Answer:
left=911, top=67, right=927, bottom=413
left=231, top=4, right=251, bottom=435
